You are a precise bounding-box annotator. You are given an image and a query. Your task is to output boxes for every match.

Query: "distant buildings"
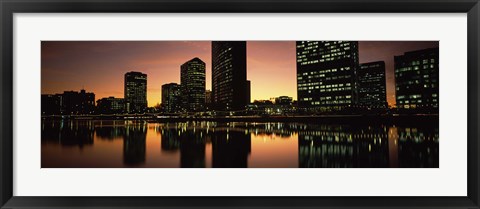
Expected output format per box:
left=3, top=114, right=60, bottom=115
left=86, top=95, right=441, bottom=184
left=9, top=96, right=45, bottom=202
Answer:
left=275, top=96, right=293, bottom=105
left=161, top=83, right=181, bottom=113
left=41, top=89, right=95, bottom=115
left=63, top=89, right=96, bottom=115
left=96, top=97, right=125, bottom=114
left=205, top=90, right=212, bottom=110
left=358, top=61, right=387, bottom=109
left=296, top=41, right=359, bottom=112
left=180, top=58, right=206, bottom=112
left=124, top=71, right=147, bottom=113
left=394, top=48, right=439, bottom=111
left=212, top=41, right=250, bottom=111
left=247, top=96, right=295, bottom=115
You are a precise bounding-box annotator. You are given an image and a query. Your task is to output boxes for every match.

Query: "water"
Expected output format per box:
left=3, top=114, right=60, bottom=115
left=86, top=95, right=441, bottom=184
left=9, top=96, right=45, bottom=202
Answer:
left=41, top=119, right=439, bottom=168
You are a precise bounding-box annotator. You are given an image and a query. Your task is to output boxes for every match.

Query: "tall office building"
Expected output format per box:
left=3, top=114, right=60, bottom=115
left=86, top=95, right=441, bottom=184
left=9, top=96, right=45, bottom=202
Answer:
left=124, top=71, right=147, bottom=113
left=181, top=58, right=206, bottom=112
left=358, top=61, right=387, bottom=109
left=394, top=48, right=439, bottom=110
left=212, top=41, right=249, bottom=111
left=246, top=80, right=251, bottom=105
left=296, top=41, right=359, bottom=112
left=161, top=83, right=181, bottom=113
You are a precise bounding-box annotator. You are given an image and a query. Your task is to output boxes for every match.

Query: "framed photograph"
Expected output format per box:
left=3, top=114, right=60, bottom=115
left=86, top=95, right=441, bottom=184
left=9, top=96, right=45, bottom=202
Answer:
left=1, top=0, right=479, bottom=208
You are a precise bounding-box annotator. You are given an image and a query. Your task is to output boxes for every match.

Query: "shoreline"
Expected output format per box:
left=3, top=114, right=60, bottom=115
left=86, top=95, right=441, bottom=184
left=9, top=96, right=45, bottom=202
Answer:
left=41, top=114, right=439, bottom=125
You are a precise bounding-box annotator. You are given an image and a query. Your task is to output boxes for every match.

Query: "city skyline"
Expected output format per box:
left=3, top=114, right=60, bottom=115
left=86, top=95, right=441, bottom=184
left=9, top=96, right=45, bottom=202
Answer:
left=42, top=41, right=438, bottom=107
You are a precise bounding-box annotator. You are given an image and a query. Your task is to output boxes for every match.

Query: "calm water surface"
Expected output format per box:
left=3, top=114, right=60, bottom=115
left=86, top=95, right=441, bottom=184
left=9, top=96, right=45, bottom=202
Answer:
left=41, top=120, right=439, bottom=168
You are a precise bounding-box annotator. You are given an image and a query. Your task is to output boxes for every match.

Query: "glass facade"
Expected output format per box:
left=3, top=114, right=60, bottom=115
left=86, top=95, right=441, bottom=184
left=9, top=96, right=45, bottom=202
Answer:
left=181, top=58, right=206, bottom=112
left=212, top=41, right=249, bottom=111
left=358, top=61, right=387, bottom=109
left=394, top=48, right=439, bottom=110
left=296, top=41, right=359, bottom=112
left=124, top=71, right=147, bottom=113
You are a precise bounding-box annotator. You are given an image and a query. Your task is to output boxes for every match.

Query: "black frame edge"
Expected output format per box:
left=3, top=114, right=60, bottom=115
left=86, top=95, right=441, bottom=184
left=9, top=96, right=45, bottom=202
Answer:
left=0, top=0, right=14, bottom=208
left=468, top=1, right=480, bottom=207
left=1, top=0, right=479, bottom=209
left=0, top=0, right=478, bottom=13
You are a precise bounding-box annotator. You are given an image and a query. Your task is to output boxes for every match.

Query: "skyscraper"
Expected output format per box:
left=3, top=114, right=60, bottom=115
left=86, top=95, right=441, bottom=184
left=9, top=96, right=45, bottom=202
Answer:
left=358, top=61, right=387, bottom=109
left=394, top=48, right=439, bottom=111
left=124, top=71, right=147, bottom=113
left=246, top=80, right=251, bottom=105
left=180, top=58, right=206, bottom=112
left=212, top=41, right=249, bottom=111
left=161, top=83, right=181, bottom=113
left=296, top=41, right=359, bottom=112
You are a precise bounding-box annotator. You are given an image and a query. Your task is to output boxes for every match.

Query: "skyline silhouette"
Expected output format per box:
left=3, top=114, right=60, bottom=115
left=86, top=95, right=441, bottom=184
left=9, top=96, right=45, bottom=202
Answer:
left=41, top=41, right=439, bottom=107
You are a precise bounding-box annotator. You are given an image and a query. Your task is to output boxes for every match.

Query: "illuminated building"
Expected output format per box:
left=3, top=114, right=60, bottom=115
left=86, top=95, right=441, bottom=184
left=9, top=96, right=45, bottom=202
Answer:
left=180, top=58, right=206, bottom=112
left=161, top=83, right=181, bottom=113
left=358, top=61, right=387, bottom=109
left=96, top=97, right=125, bottom=114
left=296, top=41, right=359, bottom=112
left=394, top=48, right=439, bottom=111
left=246, top=97, right=296, bottom=115
left=124, top=71, right=147, bottom=113
left=275, top=96, right=293, bottom=105
left=212, top=41, right=249, bottom=111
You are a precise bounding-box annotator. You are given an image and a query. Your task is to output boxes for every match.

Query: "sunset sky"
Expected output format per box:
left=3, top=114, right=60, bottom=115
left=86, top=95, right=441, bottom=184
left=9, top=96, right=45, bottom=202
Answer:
left=41, top=41, right=438, bottom=107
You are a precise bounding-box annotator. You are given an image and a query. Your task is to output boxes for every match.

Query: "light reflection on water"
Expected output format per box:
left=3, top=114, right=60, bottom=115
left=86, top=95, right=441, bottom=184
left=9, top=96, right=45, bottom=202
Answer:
left=41, top=120, right=439, bottom=168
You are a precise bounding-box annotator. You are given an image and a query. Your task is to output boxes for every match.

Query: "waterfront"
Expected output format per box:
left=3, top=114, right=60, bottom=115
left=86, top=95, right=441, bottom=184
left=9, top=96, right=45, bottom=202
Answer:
left=41, top=119, right=438, bottom=168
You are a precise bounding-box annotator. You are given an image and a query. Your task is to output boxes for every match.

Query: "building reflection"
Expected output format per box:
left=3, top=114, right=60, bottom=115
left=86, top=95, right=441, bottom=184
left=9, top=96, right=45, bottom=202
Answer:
left=94, top=121, right=126, bottom=140
left=388, top=127, right=399, bottom=168
left=42, top=120, right=439, bottom=168
left=298, top=124, right=438, bottom=168
left=179, top=130, right=206, bottom=168
left=159, top=122, right=252, bottom=168
left=159, top=123, right=206, bottom=168
left=212, top=130, right=251, bottom=168
left=160, top=127, right=180, bottom=152
left=397, top=127, right=439, bottom=168
left=41, top=119, right=94, bottom=148
left=123, top=122, right=147, bottom=166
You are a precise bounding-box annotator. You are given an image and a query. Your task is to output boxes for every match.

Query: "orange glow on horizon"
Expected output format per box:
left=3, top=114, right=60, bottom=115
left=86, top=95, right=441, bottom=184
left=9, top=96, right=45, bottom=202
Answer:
left=42, top=41, right=439, bottom=107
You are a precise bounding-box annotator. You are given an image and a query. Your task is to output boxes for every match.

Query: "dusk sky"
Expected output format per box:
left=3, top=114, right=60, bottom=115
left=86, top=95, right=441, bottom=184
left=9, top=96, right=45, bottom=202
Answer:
left=41, top=41, right=438, bottom=107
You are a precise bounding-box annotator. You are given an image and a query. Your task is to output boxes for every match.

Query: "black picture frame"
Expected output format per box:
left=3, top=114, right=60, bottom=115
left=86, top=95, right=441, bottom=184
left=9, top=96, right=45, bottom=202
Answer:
left=1, top=0, right=479, bottom=208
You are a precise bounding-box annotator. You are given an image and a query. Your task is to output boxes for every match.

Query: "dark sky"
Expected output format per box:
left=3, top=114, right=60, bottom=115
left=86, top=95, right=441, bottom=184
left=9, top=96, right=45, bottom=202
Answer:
left=42, top=41, right=438, bottom=107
